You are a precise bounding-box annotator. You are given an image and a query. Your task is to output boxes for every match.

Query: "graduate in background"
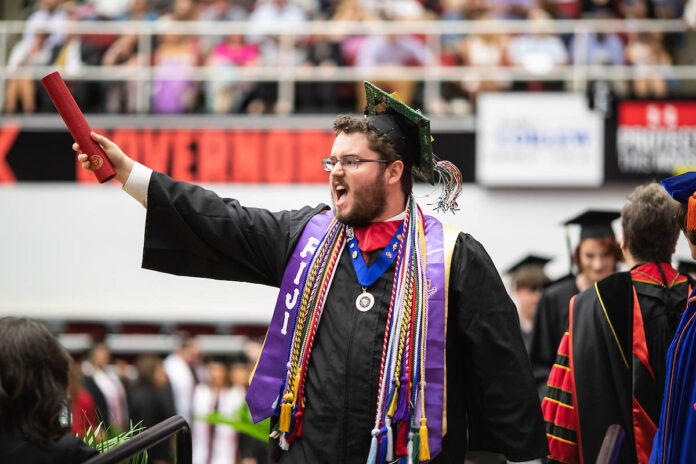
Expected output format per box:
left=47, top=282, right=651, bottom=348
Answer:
left=543, top=183, right=689, bottom=464
left=650, top=172, right=696, bottom=464
left=505, top=255, right=551, bottom=354
left=529, top=210, right=622, bottom=391
left=192, top=357, right=245, bottom=464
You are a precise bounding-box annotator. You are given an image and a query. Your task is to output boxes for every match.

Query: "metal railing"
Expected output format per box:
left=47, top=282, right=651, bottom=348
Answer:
left=82, top=415, right=191, bottom=464
left=1, top=18, right=693, bottom=114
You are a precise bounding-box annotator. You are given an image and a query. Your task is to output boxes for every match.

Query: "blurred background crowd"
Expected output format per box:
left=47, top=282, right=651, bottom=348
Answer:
left=64, top=331, right=267, bottom=464
left=3, top=0, right=696, bottom=116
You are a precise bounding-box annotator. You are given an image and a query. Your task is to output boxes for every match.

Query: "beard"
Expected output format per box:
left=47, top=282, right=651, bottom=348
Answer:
left=332, top=177, right=388, bottom=227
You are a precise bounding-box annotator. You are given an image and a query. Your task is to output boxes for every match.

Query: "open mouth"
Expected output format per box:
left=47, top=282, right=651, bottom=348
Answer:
left=334, top=184, right=348, bottom=206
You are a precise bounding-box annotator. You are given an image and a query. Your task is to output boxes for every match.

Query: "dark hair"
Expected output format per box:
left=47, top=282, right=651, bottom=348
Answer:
left=675, top=202, right=696, bottom=245
left=332, top=114, right=413, bottom=195
left=622, top=182, right=680, bottom=263
left=514, top=266, right=549, bottom=291
left=0, top=317, right=71, bottom=445
left=572, top=236, right=623, bottom=272
left=136, top=355, right=162, bottom=388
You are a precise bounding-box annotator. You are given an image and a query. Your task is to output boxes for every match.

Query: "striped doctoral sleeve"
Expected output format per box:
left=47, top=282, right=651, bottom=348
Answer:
left=541, top=332, right=579, bottom=464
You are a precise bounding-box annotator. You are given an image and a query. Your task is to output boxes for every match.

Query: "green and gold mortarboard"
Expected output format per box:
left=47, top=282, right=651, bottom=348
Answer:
left=364, top=81, right=435, bottom=185
left=362, top=81, right=462, bottom=212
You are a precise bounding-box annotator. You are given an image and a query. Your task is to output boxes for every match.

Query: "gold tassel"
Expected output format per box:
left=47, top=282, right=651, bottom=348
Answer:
left=688, top=194, right=696, bottom=231
left=418, top=417, right=430, bottom=461
left=387, top=379, right=399, bottom=417
left=279, top=393, right=293, bottom=432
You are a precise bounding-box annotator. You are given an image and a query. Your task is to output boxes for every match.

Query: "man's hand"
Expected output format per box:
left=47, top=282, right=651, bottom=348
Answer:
left=73, top=131, right=134, bottom=185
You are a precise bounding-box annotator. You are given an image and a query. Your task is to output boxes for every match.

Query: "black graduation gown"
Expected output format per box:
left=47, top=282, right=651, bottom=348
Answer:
left=128, top=381, right=177, bottom=461
left=141, top=172, right=548, bottom=463
left=569, top=267, right=688, bottom=463
left=0, top=433, right=98, bottom=464
left=528, top=275, right=578, bottom=393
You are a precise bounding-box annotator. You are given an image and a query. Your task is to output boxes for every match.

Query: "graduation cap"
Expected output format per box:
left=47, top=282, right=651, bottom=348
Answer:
left=662, top=171, right=696, bottom=230
left=504, top=254, right=552, bottom=275
left=564, top=210, right=620, bottom=240
left=505, top=254, right=551, bottom=290
left=363, top=81, right=462, bottom=212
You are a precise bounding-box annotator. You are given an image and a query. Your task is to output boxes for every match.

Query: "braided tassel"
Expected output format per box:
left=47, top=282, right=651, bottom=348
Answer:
left=418, top=418, right=430, bottom=461
left=279, top=433, right=290, bottom=451
left=279, top=393, right=293, bottom=432
left=366, top=428, right=379, bottom=464
left=394, top=376, right=409, bottom=421
left=378, top=427, right=389, bottom=464
left=396, top=420, right=408, bottom=456
left=295, top=410, right=304, bottom=438
left=286, top=410, right=302, bottom=444
left=410, top=429, right=419, bottom=464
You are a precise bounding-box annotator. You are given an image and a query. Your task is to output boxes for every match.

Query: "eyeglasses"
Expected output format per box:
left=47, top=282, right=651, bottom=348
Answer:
left=322, top=155, right=390, bottom=172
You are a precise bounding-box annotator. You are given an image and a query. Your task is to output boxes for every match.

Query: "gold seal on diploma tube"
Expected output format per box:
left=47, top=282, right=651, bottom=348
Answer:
left=89, top=155, right=104, bottom=170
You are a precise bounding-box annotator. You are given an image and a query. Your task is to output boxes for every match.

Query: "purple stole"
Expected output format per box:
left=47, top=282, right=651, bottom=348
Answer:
left=247, top=210, right=448, bottom=459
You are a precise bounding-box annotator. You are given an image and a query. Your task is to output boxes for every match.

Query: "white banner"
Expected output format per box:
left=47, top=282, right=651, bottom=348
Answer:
left=476, top=93, right=604, bottom=187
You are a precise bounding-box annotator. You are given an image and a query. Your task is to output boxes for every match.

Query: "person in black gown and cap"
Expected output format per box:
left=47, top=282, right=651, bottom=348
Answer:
left=529, top=210, right=623, bottom=392
left=505, top=254, right=551, bottom=354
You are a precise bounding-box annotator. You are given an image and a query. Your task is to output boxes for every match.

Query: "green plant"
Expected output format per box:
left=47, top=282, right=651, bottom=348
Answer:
left=201, top=402, right=270, bottom=442
left=82, top=420, right=149, bottom=464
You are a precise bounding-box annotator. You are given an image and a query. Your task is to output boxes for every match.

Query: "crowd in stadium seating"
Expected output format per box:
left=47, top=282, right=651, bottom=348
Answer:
left=3, top=0, right=694, bottom=115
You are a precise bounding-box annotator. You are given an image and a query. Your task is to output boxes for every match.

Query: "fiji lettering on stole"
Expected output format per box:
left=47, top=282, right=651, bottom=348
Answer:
left=281, top=236, right=320, bottom=335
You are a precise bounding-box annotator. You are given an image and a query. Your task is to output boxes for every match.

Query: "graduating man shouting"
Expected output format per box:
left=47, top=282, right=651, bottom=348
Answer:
left=74, top=82, right=546, bottom=463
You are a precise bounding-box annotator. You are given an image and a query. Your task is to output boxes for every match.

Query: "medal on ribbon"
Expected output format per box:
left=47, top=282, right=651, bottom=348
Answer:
left=346, top=223, right=404, bottom=311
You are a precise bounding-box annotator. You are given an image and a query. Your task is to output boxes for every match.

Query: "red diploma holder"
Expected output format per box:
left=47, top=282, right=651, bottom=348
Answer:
left=41, top=71, right=116, bottom=183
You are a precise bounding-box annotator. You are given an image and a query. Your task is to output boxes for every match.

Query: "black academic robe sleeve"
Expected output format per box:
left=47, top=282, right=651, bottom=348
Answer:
left=528, top=277, right=578, bottom=394
left=445, top=233, right=548, bottom=462
left=142, top=171, right=328, bottom=286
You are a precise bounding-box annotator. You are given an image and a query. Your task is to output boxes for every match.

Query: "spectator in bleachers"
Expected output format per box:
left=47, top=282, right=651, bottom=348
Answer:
left=198, top=0, right=248, bottom=57
left=89, top=0, right=133, bottom=19
left=102, top=0, right=158, bottom=113
left=487, top=0, right=538, bottom=19
left=243, top=0, right=308, bottom=113
left=353, top=20, right=435, bottom=110
left=507, top=8, right=568, bottom=89
left=129, top=355, right=176, bottom=464
left=652, top=0, right=681, bottom=18
left=553, top=0, right=581, bottom=18
left=151, top=27, right=201, bottom=113
left=626, top=32, right=672, bottom=97
left=295, top=33, right=347, bottom=113
left=569, top=31, right=624, bottom=66
left=619, top=0, right=649, bottom=18
left=4, top=0, right=67, bottom=113
left=361, top=0, right=432, bottom=19
left=205, top=33, right=259, bottom=113
left=581, top=0, right=618, bottom=17
left=456, top=12, right=510, bottom=109
left=192, top=358, right=245, bottom=464
left=0, top=318, right=99, bottom=463
left=246, top=0, right=307, bottom=40
left=82, top=342, right=129, bottom=430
